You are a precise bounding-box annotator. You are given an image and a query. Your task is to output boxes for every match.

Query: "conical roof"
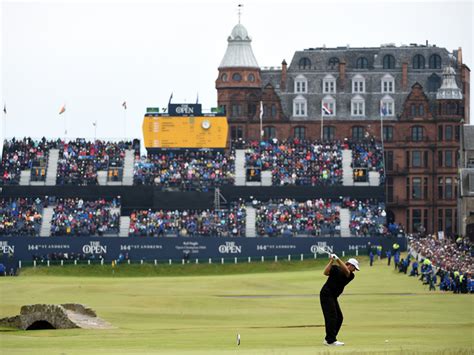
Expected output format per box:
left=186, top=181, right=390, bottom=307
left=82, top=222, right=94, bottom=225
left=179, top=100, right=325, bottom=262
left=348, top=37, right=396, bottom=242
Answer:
left=219, top=24, right=259, bottom=69
left=436, top=66, right=463, bottom=100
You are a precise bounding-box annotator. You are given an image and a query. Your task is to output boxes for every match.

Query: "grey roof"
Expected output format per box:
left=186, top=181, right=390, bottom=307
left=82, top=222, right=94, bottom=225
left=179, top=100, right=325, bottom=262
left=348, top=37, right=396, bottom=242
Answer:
left=260, top=45, right=462, bottom=121
left=464, top=126, right=474, bottom=151
left=219, top=24, right=259, bottom=69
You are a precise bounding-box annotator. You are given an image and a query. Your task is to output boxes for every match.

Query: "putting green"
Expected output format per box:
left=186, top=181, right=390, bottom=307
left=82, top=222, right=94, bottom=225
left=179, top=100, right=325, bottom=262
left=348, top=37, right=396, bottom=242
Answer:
left=0, top=257, right=472, bottom=354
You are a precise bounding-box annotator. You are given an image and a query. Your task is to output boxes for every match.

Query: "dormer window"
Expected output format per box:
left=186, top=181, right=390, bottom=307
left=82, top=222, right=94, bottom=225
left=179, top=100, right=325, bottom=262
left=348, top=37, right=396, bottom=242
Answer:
left=221, top=73, right=228, bottom=82
left=328, top=57, right=339, bottom=70
left=293, top=95, right=307, bottom=117
left=294, top=75, right=308, bottom=93
left=298, top=57, right=311, bottom=70
left=322, top=95, right=336, bottom=117
left=352, top=75, right=365, bottom=93
left=323, top=74, right=336, bottom=94
left=381, top=74, right=395, bottom=93
left=380, top=95, right=395, bottom=117
left=248, top=74, right=255, bottom=82
left=351, top=95, right=365, bottom=117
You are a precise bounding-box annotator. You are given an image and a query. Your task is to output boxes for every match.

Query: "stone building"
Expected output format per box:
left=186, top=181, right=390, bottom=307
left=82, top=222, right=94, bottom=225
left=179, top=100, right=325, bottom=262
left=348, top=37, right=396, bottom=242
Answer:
left=216, top=22, right=471, bottom=236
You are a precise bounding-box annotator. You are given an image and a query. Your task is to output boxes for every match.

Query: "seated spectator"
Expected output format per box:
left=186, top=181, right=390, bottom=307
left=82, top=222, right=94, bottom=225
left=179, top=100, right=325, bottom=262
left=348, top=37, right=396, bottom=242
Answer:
left=245, top=139, right=343, bottom=186
left=57, top=139, right=137, bottom=185
left=344, top=198, right=387, bottom=236
left=349, top=137, right=385, bottom=184
left=133, top=150, right=235, bottom=191
left=50, top=197, right=120, bottom=236
left=0, top=197, right=43, bottom=236
left=0, top=137, right=58, bottom=185
left=129, top=203, right=246, bottom=237
left=255, top=198, right=341, bottom=237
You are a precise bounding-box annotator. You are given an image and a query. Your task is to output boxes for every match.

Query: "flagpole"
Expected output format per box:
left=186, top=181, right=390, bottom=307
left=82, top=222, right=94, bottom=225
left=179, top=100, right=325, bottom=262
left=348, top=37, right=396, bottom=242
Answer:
left=3, top=106, right=6, bottom=143
left=94, top=121, right=97, bottom=141
left=321, top=114, right=324, bottom=141
left=123, top=109, right=126, bottom=140
left=259, top=101, right=263, bottom=142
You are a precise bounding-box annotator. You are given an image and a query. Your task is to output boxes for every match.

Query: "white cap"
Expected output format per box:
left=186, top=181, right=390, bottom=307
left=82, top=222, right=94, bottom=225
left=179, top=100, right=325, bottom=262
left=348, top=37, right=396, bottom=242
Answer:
left=347, top=258, right=360, bottom=271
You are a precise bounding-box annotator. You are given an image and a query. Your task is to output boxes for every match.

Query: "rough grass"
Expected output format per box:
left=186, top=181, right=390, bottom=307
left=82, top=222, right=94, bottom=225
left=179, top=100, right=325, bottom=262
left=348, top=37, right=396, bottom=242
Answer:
left=1, top=257, right=473, bottom=354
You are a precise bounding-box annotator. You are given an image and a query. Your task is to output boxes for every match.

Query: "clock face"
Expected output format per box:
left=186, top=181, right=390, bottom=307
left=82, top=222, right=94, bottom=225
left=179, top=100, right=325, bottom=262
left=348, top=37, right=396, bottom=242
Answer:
left=201, top=120, right=211, bottom=130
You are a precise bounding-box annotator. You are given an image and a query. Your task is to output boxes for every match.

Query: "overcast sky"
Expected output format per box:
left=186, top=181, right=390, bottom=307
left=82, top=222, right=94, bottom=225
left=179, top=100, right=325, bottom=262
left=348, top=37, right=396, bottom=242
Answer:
left=1, top=0, right=473, bottom=141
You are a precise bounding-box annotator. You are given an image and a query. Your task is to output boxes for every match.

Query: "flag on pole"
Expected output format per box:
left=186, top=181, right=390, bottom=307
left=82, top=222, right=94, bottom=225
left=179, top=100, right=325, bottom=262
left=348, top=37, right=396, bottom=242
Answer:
left=380, top=103, right=387, bottom=116
left=3, top=104, right=6, bottom=114
left=259, top=101, right=264, bottom=120
left=92, top=121, right=97, bottom=127
left=168, top=92, right=173, bottom=105
left=196, top=93, right=199, bottom=104
left=122, top=101, right=127, bottom=110
left=59, top=104, right=66, bottom=115
left=322, top=103, right=332, bottom=115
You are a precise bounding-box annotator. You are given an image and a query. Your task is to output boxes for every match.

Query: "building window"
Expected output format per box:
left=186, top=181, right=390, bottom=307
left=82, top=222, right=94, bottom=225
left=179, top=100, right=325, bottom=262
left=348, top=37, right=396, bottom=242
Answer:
left=232, top=73, right=242, bottom=81
left=445, top=177, right=453, bottom=199
left=351, top=95, right=365, bottom=117
left=298, top=57, right=311, bottom=70
left=438, top=126, right=443, bottom=141
left=352, top=75, right=365, bottom=93
left=231, top=126, right=243, bottom=140
left=412, top=209, right=422, bottom=232
left=438, top=151, right=443, bottom=167
left=445, top=209, right=453, bottom=235
left=323, top=75, right=336, bottom=93
left=293, top=95, right=307, bottom=117
left=263, top=126, right=276, bottom=140
left=221, top=73, right=228, bottom=82
left=356, top=57, right=368, bottom=69
left=383, top=54, right=395, bottom=69
left=445, top=151, right=453, bottom=167
left=411, top=104, right=417, bottom=117
left=438, top=209, right=443, bottom=231
left=412, top=151, right=422, bottom=167
left=413, top=54, right=425, bottom=69
left=411, top=126, right=424, bottom=141
left=424, top=177, right=428, bottom=200
left=380, top=95, right=395, bottom=116
left=323, top=126, right=335, bottom=141
left=328, top=57, right=339, bottom=69
left=248, top=103, right=257, bottom=118
left=386, top=177, right=394, bottom=203
left=383, top=126, right=393, bottom=141
left=429, top=54, right=442, bottom=69
left=412, top=178, right=422, bottom=199
left=445, top=126, right=453, bottom=140
left=419, top=104, right=424, bottom=116
left=352, top=126, right=364, bottom=141
left=248, top=74, right=255, bottom=82
left=294, top=126, right=306, bottom=140
left=231, top=104, right=241, bottom=117
left=322, top=95, right=336, bottom=117
left=294, top=75, right=308, bottom=93
left=381, top=74, right=395, bottom=93
left=271, top=104, right=277, bottom=118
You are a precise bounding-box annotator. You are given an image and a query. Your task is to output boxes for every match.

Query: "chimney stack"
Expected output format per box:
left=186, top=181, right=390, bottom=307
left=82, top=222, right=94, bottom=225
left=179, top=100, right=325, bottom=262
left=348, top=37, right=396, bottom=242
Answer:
left=280, top=59, right=287, bottom=91
left=338, top=60, right=346, bottom=91
left=402, top=62, right=408, bottom=91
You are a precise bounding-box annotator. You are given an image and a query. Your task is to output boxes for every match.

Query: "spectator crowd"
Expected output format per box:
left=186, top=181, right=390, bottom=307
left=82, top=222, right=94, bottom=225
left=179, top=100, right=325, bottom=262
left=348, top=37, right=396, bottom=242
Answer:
left=0, top=197, right=43, bottom=236
left=245, top=139, right=343, bottom=186
left=133, top=150, right=235, bottom=191
left=405, top=235, right=472, bottom=293
left=129, top=203, right=246, bottom=237
left=50, top=197, right=121, bottom=236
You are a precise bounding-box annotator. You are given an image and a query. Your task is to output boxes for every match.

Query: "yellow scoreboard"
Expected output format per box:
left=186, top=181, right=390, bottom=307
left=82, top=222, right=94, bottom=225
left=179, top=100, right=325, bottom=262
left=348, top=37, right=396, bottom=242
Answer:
left=142, top=115, right=228, bottom=149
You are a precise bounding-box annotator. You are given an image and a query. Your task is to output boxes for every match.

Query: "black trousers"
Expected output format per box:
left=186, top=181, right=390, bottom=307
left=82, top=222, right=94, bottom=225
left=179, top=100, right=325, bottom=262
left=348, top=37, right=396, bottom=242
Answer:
left=320, top=294, right=343, bottom=343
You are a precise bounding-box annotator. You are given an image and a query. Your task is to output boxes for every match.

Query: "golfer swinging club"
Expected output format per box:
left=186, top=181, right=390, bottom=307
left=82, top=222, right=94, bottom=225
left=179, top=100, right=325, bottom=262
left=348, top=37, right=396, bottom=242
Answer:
left=320, top=253, right=360, bottom=346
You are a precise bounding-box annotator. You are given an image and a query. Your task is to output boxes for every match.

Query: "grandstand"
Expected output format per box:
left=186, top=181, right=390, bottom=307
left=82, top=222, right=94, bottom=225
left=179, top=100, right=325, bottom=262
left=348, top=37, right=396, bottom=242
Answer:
left=0, top=129, right=404, bottom=268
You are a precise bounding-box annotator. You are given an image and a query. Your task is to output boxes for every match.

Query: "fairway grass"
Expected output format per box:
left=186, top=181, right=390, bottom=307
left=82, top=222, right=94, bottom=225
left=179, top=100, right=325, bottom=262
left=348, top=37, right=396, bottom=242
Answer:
left=1, top=258, right=473, bottom=354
